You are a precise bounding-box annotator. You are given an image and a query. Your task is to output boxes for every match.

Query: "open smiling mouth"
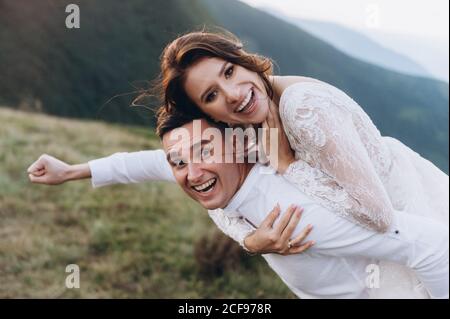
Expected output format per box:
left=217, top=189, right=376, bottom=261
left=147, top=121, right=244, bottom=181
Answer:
left=235, top=88, right=255, bottom=113
left=191, top=178, right=217, bottom=194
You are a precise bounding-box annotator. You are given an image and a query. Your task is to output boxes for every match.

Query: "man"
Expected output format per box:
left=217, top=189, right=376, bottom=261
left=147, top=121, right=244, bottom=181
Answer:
left=28, top=114, right=449, bottom=299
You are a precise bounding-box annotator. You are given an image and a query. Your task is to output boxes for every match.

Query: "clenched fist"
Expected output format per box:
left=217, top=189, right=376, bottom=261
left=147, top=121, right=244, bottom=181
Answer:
left=27, top=154, right=90, bottom=185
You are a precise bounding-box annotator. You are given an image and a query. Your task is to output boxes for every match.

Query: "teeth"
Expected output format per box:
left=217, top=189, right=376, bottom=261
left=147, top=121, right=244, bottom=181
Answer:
left=193, top=178, right=216, bottom=192
left=236, top=90, right=253, bottom=112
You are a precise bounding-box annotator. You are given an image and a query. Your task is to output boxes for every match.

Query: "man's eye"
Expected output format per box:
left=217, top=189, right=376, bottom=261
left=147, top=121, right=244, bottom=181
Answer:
left=173, top=159, right=186, bottom=167
left=225, top=65, right=234, bottom=78
left=202, top=143, right=216, bottom=161
left=202, top=145, right=213, bottom=158
left=205, top=91, right=217, bottom=103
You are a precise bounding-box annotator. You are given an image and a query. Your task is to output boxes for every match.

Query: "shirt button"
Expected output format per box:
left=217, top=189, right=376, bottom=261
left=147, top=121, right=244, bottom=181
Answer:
left=395, top=230, right=400, bottom=234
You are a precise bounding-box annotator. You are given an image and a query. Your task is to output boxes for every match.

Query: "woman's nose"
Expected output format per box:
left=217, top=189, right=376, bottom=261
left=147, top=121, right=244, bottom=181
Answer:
left=223, top=86, right=241, bottom=105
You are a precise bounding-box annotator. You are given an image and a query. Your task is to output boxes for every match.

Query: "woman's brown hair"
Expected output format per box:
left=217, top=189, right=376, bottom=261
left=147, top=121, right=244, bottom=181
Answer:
left=134, top=28, right=274, bottom=120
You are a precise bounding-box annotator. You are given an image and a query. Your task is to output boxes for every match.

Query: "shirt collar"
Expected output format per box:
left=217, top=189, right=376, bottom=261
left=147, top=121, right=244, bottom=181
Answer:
left=223, top=164, right=275, bottom=214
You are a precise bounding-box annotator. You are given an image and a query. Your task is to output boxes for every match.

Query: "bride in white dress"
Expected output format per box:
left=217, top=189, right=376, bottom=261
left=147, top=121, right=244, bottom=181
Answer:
left=28, top=30, right=449, bottom=298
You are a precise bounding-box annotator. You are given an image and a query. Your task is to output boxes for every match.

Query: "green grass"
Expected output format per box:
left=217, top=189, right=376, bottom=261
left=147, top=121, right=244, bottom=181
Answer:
left=0, top=107, right=295, bottom=298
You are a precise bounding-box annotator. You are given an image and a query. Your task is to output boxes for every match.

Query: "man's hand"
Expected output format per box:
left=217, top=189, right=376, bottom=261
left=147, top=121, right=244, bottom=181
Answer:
left=244, top=204, right=314, bottom=255
left=27, top=154, right=91, bottom=185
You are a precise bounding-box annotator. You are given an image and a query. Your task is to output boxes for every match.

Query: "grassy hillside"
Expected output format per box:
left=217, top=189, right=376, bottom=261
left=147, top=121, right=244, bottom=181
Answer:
left=0, top=108, right=294, bottom=298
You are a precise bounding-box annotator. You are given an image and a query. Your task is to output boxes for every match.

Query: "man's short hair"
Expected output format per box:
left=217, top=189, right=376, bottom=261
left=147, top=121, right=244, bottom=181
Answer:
left=155, top=106, right=228, bottom=139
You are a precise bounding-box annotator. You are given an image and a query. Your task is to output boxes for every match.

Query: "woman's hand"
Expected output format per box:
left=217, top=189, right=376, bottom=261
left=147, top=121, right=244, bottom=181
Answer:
left=243, top=204, right=314, bottom=255
left=261, top=102, right=295, bottom=174
left=27, top=154, right=91, bottom=185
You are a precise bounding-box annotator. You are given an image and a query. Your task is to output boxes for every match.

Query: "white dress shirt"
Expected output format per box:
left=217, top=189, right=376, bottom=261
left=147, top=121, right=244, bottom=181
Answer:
left=223, top=164, right=449, bottom=299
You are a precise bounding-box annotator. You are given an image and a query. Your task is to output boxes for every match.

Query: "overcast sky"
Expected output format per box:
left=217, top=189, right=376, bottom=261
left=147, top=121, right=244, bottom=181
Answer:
left=240, top=0, right=449, bottom=44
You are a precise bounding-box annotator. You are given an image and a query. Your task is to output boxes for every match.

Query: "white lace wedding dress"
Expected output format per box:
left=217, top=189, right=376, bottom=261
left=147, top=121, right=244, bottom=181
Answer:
left=88, top=81, right=449, bottom=299
left=278, top=81, right=449, bottom=298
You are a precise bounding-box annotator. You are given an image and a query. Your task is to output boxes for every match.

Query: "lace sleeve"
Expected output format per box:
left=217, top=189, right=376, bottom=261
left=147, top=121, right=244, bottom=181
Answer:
left=280, top=82, right=394, bottom=232
left=208, top=209, right=256, bottom=251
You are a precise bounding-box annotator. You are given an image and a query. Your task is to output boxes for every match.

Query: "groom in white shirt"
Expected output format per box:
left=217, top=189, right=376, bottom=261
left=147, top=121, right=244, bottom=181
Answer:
left=157, top=112, right=449, bottom=299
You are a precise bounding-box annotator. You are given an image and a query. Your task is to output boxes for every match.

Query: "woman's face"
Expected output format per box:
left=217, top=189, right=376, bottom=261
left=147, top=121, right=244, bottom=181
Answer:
left=183, top=57, right=270, bottom=125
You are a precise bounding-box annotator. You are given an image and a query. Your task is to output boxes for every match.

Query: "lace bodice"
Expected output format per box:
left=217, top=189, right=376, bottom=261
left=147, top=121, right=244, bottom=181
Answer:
left=280, top=81, right=394, bottom=232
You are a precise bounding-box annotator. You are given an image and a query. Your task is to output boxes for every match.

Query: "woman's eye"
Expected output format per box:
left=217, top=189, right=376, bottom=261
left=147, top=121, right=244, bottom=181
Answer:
left=225, top=65, right=234, bottom=78
left=205, top=91, right=217, bottom=103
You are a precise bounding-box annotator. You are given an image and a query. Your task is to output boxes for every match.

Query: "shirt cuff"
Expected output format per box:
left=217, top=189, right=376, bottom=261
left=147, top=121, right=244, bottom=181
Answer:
left=88, top=158, right=113, bottom=188
left=240, top=229, right=257, bottom=254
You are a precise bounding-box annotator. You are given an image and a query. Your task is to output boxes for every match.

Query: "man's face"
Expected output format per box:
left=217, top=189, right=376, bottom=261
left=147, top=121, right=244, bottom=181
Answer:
left=162, top=119, right=244, bottom=210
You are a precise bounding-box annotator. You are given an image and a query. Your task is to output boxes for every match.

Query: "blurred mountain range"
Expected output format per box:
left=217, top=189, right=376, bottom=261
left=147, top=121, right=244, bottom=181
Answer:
left=259, top=4, right=449, bottom=83
left=264, top=10, right=431, bottom=79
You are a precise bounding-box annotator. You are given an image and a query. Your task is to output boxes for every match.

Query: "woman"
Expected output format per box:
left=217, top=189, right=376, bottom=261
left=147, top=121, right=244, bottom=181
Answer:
left=29, top=30, right=448, bottom=298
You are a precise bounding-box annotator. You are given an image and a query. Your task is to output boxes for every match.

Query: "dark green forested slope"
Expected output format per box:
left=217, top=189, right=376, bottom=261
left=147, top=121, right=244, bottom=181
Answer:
left=0, top=0, right=213, bottom=124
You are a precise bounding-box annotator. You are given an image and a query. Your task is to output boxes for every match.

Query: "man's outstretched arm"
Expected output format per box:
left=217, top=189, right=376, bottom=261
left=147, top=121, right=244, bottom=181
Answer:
left=87, top=150, right=175, bottom=187
left=27, top=150, right=175, bottom=186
